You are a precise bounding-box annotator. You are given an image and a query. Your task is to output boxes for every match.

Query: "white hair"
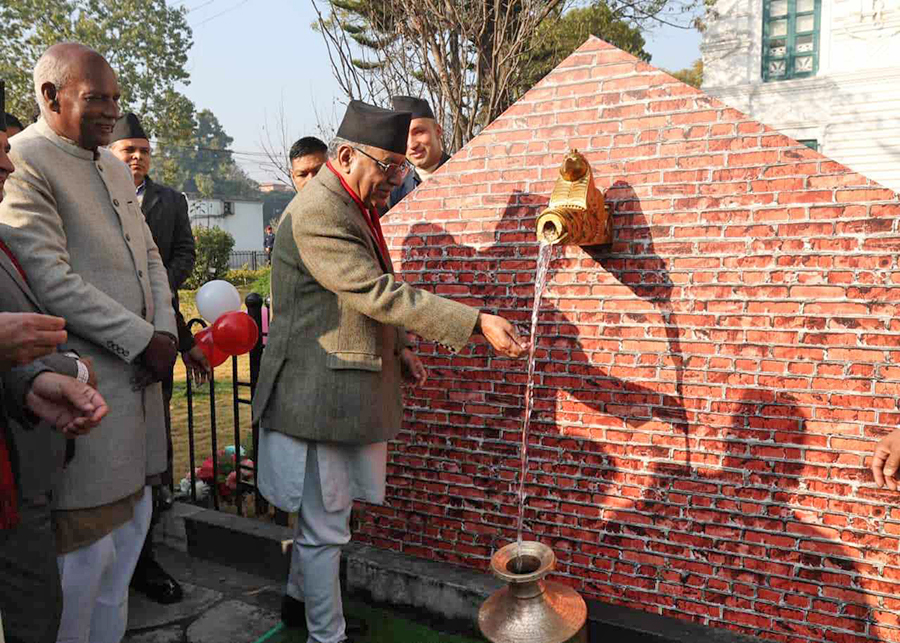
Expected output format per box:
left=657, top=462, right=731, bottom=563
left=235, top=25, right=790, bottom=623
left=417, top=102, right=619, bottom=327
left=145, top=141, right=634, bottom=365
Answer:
left=33, top=46, right=76, bottom=117
left=327, top=136, right=356, bottom=160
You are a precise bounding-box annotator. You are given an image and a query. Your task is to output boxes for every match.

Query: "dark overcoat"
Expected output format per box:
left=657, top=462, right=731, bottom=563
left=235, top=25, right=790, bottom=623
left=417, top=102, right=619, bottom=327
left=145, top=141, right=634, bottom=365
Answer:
left=140, top=176, right=196, bottom=292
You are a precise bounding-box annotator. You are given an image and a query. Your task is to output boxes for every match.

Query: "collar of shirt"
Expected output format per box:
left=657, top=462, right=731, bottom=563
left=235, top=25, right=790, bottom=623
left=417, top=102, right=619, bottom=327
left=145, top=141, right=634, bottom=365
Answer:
left=136, top=181, right=146, bottom=197
left=325, top=160, right=389, bottom=265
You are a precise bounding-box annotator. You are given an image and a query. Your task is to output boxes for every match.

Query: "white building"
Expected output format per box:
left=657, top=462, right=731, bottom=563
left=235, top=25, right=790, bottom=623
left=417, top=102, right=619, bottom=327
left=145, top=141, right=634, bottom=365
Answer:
left=702, top=0, right=900, bottom=192
left=187, top=196, right=264, bottom=252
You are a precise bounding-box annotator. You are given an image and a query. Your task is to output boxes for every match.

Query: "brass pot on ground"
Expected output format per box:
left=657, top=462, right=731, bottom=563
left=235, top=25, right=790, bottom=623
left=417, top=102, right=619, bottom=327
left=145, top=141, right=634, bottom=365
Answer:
left=479, top=541, right=587, bottom=643
left=535, top=150, right=611, bottom=247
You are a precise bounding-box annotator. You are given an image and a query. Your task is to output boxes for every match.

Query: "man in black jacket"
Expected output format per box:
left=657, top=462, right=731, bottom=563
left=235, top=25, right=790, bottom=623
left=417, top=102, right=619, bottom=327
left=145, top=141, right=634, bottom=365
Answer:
left=108, top=112, right=207, bottom=604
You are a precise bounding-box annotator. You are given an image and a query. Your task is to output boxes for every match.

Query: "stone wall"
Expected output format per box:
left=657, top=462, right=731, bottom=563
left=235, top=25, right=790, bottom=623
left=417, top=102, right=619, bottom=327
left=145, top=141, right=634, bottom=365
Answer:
left=363, top=37, right=900, bottom=643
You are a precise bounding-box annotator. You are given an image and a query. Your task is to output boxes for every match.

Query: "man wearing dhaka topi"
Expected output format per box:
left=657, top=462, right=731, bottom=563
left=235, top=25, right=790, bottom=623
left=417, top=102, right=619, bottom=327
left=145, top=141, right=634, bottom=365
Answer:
left=253, top=100, right=527, bottom=643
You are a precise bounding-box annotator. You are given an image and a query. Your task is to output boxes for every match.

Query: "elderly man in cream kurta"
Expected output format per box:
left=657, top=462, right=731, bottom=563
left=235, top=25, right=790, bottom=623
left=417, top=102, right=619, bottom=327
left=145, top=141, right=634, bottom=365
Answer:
left=0, top=44, right=177, bottom=643
left=253, top=101, right=526, bottom=643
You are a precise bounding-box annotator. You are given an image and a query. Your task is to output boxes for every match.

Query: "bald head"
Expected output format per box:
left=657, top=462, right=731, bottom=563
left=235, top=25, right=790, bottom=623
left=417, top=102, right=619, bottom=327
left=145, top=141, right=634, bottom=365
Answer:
left=34, top=43, right=120, bottom=150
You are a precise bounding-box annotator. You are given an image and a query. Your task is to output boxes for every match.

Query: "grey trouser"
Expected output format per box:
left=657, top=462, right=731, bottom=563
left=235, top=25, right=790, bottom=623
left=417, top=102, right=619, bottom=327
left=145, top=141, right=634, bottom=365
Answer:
left=287, top=445, right=352, bottom=643
left=0, top=497, right=62, bottom=643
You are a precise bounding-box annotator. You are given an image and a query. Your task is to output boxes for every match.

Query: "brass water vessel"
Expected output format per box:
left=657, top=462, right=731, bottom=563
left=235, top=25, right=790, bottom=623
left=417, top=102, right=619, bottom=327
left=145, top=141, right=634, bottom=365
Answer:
left=478, top=541, right=587, bottom=643
left=535, top=150, right=611, bottom=246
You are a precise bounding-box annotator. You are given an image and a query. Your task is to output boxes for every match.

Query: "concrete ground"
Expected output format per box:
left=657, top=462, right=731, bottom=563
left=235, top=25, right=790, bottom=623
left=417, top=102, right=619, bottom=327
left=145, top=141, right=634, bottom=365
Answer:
left=124, top=544, right=283, bottom=643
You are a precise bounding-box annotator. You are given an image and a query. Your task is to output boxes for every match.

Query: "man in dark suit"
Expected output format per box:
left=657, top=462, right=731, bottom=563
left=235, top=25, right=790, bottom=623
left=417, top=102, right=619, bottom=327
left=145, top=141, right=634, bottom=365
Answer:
left=384, top=96, right=450, bottom=211
left=0, top=79, right=110, bottom=643
left=108, top=112, right=201, bottom=604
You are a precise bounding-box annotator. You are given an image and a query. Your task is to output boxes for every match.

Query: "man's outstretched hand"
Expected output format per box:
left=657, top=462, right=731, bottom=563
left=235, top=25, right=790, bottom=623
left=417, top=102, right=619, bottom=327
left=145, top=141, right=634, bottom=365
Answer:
left=25, top=372, right=108, bottom=437
left=475, top=313, right=528, bottom=359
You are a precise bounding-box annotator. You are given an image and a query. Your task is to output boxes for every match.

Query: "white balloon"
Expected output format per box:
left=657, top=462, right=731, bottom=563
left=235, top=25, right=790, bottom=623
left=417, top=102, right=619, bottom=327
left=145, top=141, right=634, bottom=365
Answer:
left=195, top=280, right=241, bottom=322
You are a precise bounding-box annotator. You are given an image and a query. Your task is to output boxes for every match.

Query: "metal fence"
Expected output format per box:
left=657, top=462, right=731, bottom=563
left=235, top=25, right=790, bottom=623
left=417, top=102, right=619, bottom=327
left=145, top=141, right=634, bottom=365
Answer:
left=227, top=250, right=268, bottom=270
left=181, top=293, right=285, bottom=521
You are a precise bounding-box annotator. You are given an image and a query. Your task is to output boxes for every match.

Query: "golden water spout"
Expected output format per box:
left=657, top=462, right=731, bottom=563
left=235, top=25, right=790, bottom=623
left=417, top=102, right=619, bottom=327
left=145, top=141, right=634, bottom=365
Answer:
left=478, top=541, right=587, bottom=643
left=535, top=150, right=611, bottom=246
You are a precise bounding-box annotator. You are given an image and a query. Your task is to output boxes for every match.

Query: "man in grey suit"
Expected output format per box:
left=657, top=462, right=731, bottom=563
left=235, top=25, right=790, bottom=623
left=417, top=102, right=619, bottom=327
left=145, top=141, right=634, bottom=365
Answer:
left=0, top=44, right=177, bottom=643
left=252, top=100, right=526, bottom=643
left=0, top=82, right=110, bottom=643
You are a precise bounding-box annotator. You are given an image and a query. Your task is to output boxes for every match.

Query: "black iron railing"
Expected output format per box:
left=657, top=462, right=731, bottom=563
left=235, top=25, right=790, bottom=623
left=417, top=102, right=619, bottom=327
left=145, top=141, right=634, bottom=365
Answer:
left=183, top=293, right=267, bottom=517
left=228, top=250, right=268, bottom=270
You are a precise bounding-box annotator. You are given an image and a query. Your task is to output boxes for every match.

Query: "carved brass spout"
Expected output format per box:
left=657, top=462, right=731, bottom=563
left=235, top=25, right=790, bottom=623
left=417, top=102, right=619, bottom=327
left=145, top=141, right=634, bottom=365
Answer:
left=535, top=150, right=611, bottom=246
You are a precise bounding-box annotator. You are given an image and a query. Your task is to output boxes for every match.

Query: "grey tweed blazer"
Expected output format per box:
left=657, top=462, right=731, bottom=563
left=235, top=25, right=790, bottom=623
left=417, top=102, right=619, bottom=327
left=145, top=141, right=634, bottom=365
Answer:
left=252, top=167, right=478, bottom=444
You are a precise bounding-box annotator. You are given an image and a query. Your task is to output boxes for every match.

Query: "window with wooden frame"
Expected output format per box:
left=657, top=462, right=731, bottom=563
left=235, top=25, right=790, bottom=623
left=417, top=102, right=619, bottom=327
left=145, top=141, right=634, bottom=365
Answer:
left=762, top=0, right=821, bottom=81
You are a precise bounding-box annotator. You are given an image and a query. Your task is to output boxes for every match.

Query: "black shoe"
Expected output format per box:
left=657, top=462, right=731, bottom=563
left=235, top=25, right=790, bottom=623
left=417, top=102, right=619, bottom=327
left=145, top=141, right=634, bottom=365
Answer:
left=157, top=486, right=174, bottom=512
left=280, top=594, right=368, bottom=635
left=131, top=558, right=184, bottom=604
left=281, top=594, right=305, bottom=628
left=345, top=615, right=369, bottom=637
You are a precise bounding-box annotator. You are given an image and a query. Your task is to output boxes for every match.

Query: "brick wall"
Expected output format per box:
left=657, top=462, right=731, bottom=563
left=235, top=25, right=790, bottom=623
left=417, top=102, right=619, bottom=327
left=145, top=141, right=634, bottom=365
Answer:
left=358, top=37, right=900, bottom=643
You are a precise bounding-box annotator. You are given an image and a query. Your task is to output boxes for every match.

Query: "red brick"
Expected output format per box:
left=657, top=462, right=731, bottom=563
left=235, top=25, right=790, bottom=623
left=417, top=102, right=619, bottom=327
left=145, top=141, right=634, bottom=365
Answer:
left=836, top=188, right=896, bottom=202
left=376, top=36, right=900, bottom=643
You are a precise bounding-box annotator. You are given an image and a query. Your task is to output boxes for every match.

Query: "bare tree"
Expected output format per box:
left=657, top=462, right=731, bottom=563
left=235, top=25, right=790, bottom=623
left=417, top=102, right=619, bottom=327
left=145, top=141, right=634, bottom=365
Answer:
left=257, top=95, right=342, bottom=189
left=258, top=96, right=295, bottom=188
left=310, top=0, right=714, bottom=151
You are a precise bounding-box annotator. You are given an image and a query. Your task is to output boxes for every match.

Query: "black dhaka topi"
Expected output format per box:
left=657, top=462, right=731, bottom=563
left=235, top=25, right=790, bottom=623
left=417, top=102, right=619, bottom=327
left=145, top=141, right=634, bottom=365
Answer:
left=336, top=100, right=411, bottom=155
left=392, top=96, right=435, bottom=121
left=110, top=113, right=149, bottom=144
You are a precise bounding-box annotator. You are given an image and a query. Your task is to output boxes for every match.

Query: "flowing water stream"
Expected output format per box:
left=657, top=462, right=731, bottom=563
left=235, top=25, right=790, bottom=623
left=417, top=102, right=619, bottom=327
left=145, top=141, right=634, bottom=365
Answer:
left=514, top=241, right=555, bottom=568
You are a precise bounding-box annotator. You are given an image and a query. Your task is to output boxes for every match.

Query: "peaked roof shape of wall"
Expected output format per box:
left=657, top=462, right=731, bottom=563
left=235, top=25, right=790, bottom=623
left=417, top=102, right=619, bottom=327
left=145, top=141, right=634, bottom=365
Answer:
left=377, top=36, right=900, bottom=643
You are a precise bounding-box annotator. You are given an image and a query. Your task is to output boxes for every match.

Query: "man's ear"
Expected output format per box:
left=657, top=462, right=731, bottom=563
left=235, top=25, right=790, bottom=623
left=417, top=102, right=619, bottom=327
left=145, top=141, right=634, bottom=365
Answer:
left=41, top=83, right=60, bottom=113
left=336, top=145, right=354, bottom=172
left=435, top=122, right=444, bottom=150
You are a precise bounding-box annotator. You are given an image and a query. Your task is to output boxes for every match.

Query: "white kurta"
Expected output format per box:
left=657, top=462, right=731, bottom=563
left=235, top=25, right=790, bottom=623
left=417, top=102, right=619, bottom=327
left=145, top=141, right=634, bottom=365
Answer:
left=257, top=427, right=387, bottom=513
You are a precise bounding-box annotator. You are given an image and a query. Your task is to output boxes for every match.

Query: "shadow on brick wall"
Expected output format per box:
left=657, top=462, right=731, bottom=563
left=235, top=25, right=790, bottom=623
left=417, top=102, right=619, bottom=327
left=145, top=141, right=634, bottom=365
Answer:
left=605, top=387, right=872, bottom=636
left=397, top=185, right=876, bottom=638
left=585, top=178, right=689, bottom=429
left=400, top=190, right=689, bottom=433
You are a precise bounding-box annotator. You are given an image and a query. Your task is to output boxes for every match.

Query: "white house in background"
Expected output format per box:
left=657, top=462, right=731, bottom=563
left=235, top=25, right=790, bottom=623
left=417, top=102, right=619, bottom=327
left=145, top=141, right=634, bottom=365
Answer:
left=702, top=0, right=900, bottom=192
left=187, top=196, right=264, bottom=251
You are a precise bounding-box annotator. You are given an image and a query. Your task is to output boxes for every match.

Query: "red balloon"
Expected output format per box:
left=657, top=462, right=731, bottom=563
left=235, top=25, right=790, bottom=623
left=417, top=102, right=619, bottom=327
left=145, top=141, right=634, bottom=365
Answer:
left=211, top=311, right=259, bottom=356
left=194, top=326, right=229, bottom=367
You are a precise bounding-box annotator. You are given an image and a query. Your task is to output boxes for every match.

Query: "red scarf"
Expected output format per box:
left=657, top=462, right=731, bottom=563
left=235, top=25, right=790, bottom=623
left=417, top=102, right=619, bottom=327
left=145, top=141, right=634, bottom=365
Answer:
left=0, top=238, right=23, bottom=529
left=0, top=427, right=17, bottom=529
left=0, top=238, right=27, bottom=283
left=326, top=161, right=390, bottom=265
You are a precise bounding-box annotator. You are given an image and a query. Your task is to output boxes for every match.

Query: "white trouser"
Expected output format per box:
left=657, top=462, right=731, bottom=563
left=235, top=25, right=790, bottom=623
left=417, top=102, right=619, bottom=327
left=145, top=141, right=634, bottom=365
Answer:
left=56, top=487, right=152, bottom=643
left=286, top=446, right=352, bottom=643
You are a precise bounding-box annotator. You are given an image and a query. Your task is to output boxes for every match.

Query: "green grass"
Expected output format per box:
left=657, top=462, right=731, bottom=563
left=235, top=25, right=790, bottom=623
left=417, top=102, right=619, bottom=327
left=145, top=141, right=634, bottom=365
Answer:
left=264, top=598, right=484, bottom=643
left=172, top=288, right=255, bottom=487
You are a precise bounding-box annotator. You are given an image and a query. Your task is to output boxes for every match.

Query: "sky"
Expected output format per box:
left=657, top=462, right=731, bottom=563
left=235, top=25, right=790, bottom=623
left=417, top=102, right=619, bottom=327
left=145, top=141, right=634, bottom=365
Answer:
left=177, top=1, right=703, bottom=183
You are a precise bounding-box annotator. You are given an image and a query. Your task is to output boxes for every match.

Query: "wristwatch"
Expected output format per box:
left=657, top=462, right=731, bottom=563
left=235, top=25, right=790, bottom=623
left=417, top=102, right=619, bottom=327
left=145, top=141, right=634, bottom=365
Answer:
left=63, top=351, right=90, bottom=384
left=74, top=359, right=90, bottom=384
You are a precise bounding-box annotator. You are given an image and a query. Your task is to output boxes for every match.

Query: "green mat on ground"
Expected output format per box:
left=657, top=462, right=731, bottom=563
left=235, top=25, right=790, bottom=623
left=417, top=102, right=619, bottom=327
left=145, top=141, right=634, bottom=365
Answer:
left=261, top=599, right=483, bottom=643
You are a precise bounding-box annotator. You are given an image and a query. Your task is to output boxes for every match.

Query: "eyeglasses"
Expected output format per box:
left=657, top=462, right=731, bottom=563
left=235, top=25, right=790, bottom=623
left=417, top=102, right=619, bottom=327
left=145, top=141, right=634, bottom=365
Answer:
left=352, top=147, right=411, bottom=179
